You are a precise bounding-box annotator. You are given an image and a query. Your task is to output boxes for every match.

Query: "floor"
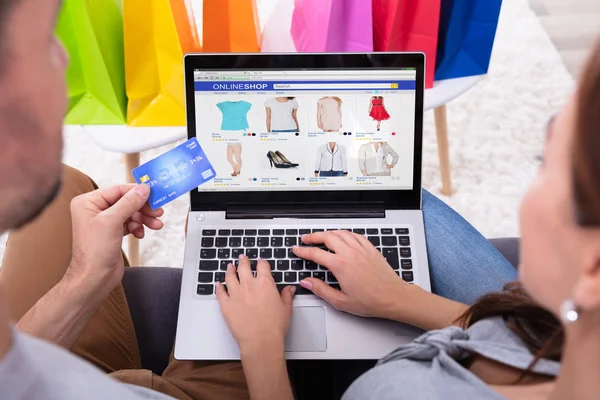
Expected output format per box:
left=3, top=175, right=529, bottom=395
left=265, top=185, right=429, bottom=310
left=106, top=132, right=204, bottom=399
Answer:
left=530, top=0, right=600, bottom=76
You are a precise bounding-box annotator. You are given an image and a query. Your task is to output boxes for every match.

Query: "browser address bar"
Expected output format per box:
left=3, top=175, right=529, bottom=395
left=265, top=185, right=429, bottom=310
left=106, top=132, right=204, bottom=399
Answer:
left=273, top=83, right=397, bottom=90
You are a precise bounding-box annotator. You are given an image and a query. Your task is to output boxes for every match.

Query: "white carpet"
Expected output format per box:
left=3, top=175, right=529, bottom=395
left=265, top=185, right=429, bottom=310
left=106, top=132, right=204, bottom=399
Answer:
left=0, top=0, right=575, bottom=268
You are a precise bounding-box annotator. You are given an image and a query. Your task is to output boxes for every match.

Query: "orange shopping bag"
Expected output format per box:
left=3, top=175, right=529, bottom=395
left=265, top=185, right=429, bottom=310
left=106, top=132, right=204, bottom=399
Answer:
left=124, top=0, right=202, bottom=127
left=203, top=0, right=261, bottom=52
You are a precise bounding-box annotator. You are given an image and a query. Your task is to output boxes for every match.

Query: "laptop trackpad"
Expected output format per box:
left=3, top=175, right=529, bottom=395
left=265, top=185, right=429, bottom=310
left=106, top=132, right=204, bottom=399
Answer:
left=286, top=306, right=327, bottom=352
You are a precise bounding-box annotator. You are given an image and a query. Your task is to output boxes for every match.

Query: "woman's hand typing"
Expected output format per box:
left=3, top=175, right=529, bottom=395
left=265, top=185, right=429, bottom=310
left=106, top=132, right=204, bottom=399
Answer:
left=293, top=230, right=467, bottom=330
left=292, top=230, right=409, bottom=319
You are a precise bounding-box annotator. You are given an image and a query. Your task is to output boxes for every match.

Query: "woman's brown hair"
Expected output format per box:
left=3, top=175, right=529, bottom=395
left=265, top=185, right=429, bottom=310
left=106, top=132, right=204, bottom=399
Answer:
left=456, top=38, right=600, bottom=375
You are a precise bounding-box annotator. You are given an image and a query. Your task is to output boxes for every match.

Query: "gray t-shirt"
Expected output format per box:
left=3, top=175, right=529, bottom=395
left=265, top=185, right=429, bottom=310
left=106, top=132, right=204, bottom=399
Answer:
left=0, top=329, right=174, bottom=400
left=343, top=317, right=560, bottom=400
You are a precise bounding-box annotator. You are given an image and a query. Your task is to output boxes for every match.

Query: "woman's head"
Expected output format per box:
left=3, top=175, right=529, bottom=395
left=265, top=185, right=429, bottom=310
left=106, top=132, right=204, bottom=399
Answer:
left=520, top=39, right=600, bottom=319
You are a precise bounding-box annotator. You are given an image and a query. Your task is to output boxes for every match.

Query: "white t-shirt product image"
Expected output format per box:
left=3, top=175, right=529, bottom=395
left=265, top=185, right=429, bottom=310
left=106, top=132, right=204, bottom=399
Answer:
left=265, top=98, right=299, bottom=131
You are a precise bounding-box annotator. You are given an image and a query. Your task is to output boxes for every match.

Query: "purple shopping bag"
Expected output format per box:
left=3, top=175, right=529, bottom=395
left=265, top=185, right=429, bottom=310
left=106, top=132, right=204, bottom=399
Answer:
left=291, top=0, right=373, bottom=52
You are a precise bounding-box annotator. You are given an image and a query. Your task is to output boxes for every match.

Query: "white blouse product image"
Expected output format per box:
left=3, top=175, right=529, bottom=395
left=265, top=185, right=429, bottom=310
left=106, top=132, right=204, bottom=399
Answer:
left=358, top=142, right=400, bottom=176
left=314, top=142, right=348, bottom=175
left=264, top=97, right=299, bottom=132
left=317, top=96, right=343, bottom=132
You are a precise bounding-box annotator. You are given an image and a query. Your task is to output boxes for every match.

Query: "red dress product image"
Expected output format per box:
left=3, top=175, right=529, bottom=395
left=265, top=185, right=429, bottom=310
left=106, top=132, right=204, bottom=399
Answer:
left=369, top=97, right=390, bottom=121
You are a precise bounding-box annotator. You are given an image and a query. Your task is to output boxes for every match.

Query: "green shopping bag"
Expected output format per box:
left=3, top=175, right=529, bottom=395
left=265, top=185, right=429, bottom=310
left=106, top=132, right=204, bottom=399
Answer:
left=56, top=0, right=127, bottom=125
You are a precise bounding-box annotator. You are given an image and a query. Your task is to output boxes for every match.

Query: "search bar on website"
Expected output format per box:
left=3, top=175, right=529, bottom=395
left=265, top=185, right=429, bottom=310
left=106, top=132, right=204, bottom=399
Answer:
left=273, top=83, right=398, bottom=90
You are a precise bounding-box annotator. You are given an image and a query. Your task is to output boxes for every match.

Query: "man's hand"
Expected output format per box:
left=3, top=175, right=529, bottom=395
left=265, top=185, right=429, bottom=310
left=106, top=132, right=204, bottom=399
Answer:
left=216, top=255, right=295, bottom=352
left=293, top=231, right=409, bottom=319
left=68, top=184, right=164, bottom=297
left=14, top=184, right=165, bottom=348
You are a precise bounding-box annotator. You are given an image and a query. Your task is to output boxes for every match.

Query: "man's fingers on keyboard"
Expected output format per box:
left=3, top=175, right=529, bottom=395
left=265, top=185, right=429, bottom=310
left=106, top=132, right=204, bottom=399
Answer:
left=292, top=246, right=337, bottom=269
left=300, top=279, right=346, bottom=309
left=256, top=259, right=271, bottom=278
left=236, top=254, right=253, bottom=282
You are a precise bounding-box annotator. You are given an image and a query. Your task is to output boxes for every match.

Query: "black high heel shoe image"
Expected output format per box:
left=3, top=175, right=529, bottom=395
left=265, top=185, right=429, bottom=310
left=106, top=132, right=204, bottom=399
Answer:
left=267, top=151, right=298, bottom=168
left=275, top=151, right=299, bottom=167
left=267, top=151, right=292, bottom=168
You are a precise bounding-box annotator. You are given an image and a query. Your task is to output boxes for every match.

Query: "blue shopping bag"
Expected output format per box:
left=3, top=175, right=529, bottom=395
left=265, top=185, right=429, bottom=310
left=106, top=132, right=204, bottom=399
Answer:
left=435, top=0, right=502, bottom=81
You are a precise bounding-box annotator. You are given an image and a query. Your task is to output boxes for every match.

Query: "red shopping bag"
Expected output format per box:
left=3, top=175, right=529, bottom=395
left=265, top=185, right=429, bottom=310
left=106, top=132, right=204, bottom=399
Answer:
left=373, top=0, right=442, bottom=88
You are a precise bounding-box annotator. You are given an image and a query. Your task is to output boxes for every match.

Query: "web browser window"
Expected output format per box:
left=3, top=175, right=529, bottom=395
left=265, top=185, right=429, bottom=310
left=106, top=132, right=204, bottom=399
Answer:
left=193, top=69, right=417, bottom=192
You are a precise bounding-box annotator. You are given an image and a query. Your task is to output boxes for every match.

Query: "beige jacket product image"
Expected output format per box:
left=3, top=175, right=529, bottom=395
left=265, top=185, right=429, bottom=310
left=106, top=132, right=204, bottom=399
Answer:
left=358, top=142, right=399, bottom=176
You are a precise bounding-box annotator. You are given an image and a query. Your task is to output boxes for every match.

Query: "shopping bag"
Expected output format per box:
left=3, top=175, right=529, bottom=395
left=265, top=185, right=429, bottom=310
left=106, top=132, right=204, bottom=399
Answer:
left=291, top=0, right=373, bottom=52
left=203, top=0, right=261, bottom=52
left=55, top=0, right=127, bottom=125
left=372, top=0, right=442, bottom=88
left=261, top=0, right=297, bottom=52
left=123, top=0, right=202, bottom=127
left=435, top=0, right=503, bottom=80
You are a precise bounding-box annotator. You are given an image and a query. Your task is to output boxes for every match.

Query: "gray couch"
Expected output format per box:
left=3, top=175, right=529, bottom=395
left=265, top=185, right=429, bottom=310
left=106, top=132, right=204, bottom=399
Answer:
left=122, top=238, right=520, bottom=377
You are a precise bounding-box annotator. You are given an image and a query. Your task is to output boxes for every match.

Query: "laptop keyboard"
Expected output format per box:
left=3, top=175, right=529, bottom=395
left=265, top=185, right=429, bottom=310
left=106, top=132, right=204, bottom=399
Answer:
left=196, top=228, right=414, bottom=296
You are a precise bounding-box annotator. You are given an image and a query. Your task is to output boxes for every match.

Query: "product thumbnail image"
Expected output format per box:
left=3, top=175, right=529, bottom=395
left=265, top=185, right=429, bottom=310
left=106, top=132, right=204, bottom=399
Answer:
left=358, top=141, right=399, bottom=177
left=314, top=142, right=348, bottom=177
left=217, top=100, right=252, bottom=131
left=265, top=97, right=300, bottom=132
left=369, top=96, right=390, bottom=131
left=317, top=96, right=343, bottom=132
left=227, top=143, right=243, bottom=177
left=266, top=151, right=299, bottom=169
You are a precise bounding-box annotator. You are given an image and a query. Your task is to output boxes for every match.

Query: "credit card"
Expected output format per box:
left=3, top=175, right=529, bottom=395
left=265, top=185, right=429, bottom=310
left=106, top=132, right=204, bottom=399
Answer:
left=132, top=138, right=216, bottom=210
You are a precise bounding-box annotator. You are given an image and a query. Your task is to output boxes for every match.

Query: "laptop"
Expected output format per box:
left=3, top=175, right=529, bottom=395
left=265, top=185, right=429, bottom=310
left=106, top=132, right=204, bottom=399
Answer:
left=175, top=53, right=430, bottom=360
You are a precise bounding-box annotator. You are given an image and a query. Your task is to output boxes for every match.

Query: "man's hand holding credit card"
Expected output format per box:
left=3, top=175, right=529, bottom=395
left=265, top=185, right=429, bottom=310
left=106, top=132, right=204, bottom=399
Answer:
left=132, top=138, right=216, bottom=210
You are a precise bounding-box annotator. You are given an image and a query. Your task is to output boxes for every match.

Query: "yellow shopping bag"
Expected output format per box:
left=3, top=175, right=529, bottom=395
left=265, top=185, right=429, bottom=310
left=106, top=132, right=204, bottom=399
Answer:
left=123, top=0, right=202, bottom=127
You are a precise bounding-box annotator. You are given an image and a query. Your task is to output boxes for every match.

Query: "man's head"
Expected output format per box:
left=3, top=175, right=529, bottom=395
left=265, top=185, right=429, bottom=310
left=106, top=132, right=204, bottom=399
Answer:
left=0, top=0, right=68, bottom=231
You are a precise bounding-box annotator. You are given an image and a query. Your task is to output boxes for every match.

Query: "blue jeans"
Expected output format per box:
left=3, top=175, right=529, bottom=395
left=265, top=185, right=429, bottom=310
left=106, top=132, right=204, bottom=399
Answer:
left=319, top=171, right=345, bottom=177
left=423, top=190, right=518, bottom=305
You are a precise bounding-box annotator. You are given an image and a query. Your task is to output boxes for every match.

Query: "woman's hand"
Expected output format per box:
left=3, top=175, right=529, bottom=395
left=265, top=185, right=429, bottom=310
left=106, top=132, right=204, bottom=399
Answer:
left=217, top=256, right=296, bottom=400
left=216, top=255, right=296, bottom=352
left=69, top=184, right=164, bottom=296
left=292, top=231, right=410, bottom=319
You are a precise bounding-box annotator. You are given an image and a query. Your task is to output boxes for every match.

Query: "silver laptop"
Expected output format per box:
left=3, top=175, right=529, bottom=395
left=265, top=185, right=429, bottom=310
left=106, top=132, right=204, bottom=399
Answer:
left=175, top=53, right=430, bottom=360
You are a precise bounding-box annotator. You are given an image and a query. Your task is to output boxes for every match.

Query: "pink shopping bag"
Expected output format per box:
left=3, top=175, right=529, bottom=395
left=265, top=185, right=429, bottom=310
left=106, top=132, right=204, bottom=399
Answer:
left=291, top=0, right=373, bottom=52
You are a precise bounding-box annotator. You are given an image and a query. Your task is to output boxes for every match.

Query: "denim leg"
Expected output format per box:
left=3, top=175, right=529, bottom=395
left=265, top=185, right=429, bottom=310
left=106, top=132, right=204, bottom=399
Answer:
left=422, top=190, right=519, bottom=305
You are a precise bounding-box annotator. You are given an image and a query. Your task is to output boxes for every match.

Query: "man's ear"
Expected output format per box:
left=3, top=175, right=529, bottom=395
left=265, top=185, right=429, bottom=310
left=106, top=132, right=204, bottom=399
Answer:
left=573, top=251, right=600, bottom=311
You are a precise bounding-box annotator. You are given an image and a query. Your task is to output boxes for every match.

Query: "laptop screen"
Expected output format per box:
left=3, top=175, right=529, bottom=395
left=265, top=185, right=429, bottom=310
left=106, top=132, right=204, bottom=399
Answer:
left=192, top=68, right=417, bottom=192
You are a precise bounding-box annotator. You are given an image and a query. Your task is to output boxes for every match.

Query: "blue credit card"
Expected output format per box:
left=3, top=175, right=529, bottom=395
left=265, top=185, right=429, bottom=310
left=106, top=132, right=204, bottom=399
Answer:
left=132, top=138, right=216, bottom=210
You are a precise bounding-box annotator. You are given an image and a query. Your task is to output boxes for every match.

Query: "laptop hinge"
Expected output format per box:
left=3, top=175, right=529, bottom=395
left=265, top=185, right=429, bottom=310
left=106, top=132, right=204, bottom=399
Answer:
left=226, top=203, right=385, bottom=220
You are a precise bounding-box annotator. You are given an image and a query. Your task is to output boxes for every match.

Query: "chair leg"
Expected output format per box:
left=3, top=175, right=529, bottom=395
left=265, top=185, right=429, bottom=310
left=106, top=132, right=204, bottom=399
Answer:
left=434, top=105, right=453, bottom=196
left=124, top=152, right=141, bottom=266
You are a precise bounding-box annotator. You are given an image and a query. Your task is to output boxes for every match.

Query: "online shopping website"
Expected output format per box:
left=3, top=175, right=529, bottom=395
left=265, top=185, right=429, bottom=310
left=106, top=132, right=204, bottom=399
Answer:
left=193, top=69, right=417, bottom=192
